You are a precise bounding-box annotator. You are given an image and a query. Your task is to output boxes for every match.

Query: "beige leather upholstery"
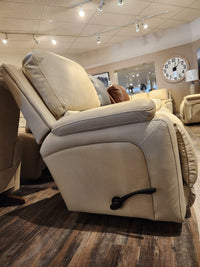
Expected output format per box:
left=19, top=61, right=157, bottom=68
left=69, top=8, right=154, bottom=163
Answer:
left=40, top=113, right=186, bottom=222
left=2, top=64, right=56, bottom=144
left=180, top=94, right=200, bottom=124
left=2, top=50, right=197, bottom=223
left=157, top=107, right=197, bottom=208
left=0, top=77, right=22, bottom=194
left=22, top=50, right=100, bottom=119
left=130, top=89, right=173, bottom=113
left=52, top=99, right=155, bottom=136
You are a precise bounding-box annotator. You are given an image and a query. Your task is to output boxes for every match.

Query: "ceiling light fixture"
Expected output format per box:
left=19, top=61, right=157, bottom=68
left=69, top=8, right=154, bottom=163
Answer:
left=2, top=33, right=8, bottom=44
left=0, top=10, right=168, bottom=46
left=79, top=5, right=85, bottom=17
left=118, top=0, right=124, bottom=6
left=135, top=24, right=140, bottom=32
left=141, top=20, right=148, bottom=29
left=33, top=35, right=40, bottom=44
left=97, top=0, right=104, bottom=12
left=51, top=39, right=57, bottom=45
left=89, top=11, right=168, bottom=42
left=96, top=35, right=101, bottom=44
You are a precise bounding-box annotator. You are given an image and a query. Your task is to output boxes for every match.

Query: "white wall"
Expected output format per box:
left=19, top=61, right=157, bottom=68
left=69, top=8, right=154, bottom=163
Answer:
left=0, top=49, right=79, bottom=67
left=0, top=52, right=26, bottom=67
left=191, top=17, right=200, bottom=42
left=74, top=18, right=200, bottom=69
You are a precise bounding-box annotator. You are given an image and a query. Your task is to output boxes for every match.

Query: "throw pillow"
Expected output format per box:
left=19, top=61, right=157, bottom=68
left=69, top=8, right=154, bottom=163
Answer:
left=107, top=84, right=130, bottom=103
left=88, top=74, right=111, bottom=106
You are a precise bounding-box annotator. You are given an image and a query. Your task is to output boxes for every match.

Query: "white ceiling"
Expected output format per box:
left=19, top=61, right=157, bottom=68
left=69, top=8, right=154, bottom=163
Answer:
left=0, top=0, right=200, bottom=56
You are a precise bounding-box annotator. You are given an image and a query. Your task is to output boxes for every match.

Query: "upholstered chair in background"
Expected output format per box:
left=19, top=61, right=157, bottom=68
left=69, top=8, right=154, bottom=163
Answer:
left=180, top=94, right=200, bottom=124
left=0, top=77, right=23, bottom=204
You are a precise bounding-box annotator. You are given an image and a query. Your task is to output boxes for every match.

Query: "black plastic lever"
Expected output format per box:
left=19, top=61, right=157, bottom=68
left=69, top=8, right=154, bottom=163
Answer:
left=110, top=188, right=156, bottom=210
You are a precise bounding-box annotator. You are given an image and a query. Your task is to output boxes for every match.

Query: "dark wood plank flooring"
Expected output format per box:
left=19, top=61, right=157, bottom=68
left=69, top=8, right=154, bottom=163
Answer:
left=1, top=126, right=200, bottom=266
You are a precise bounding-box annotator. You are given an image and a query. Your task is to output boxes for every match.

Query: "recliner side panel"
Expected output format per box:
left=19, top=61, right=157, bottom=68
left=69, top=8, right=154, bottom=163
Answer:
left=43, top=142, right=156, bottom=221
left=41, top=116, right=186, bottom=222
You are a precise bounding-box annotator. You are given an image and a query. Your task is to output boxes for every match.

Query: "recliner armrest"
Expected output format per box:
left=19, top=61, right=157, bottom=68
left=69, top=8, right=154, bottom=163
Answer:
left=52, top=99, right=156, bottom=136
left=185, top=94, right=200, bottom=102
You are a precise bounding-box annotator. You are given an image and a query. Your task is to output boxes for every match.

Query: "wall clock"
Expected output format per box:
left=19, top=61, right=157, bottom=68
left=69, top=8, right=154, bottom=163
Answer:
left=162, top=56, right=189, bottom=83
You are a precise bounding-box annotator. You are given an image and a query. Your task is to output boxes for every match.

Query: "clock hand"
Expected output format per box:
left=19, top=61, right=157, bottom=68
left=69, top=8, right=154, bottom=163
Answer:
left=172, top=66, right=177, bottom=72
left=172, top=62, right=180, bottom=72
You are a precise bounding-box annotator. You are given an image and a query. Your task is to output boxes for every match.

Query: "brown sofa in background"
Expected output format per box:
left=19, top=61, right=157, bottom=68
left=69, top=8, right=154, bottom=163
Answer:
left=0, top=78, right=22, bottom=194
left=18, top=129, right=45, bottom=180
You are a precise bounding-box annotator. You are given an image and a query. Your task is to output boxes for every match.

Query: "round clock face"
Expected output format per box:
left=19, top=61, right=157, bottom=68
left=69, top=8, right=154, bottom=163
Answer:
left=162, top=56, right=189, bottom=83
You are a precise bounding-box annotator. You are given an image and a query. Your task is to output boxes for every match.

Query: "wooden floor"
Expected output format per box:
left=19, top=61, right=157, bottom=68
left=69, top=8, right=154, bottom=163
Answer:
left=1, top=127, right=200, bottom=266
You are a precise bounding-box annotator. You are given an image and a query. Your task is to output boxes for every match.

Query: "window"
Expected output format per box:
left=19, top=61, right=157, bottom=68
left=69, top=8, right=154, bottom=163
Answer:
left=116, top=62, right=157, bottom=95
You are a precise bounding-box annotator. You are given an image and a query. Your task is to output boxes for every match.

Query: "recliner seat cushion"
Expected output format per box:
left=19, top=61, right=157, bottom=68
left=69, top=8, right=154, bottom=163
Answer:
left=88, top=74, right=111, bottom=106
left=22, top=50, right=100, bottom=119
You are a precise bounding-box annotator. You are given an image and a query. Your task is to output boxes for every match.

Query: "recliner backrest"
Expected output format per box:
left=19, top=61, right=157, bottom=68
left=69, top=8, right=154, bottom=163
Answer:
left=2, top=50, right=101, bottom=144
left=2, top=64, right=56, bottom=144
left=22, top=50, right=100, bottom=119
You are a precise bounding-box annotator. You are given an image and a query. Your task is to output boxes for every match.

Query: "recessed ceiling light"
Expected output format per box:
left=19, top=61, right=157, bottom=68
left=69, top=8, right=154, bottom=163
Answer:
left=51, top=39, right=56, bottom=45
left=79, top=6, right=85, bottom=17
left=2, top=33, right=8, bottom=44
left=96, top=35, right=101, bottom=44
left=141, top=21, right=148, bottom=29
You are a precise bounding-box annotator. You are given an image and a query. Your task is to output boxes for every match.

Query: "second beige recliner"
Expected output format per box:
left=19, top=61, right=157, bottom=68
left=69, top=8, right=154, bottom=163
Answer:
left=180, top=94, right=200, bottom=124
left=1, top=50, right=197, bottom=223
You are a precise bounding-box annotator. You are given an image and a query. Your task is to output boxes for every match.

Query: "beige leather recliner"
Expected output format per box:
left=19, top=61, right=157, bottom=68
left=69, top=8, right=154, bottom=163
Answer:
left=1, top=50, right=197, bottom=223
left=0, top=77, right=22, bottom=194
left=180, top=94, right=200, bottom=124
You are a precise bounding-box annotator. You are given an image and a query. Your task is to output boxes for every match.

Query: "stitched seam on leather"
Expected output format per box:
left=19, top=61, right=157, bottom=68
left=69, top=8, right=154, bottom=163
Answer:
left=138, top=123, right=162, bottom=220
left=154, top=117, right=184, bottom=221
left=139, top=121, right=162, bottom=147
left=138, top=146, right=155, bottom=220
left=175, top=126, right=189, bottom=184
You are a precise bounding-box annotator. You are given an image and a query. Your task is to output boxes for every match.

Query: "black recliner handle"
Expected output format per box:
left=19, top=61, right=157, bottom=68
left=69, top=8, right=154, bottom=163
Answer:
left=110, top=188, right=156, bottom=210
